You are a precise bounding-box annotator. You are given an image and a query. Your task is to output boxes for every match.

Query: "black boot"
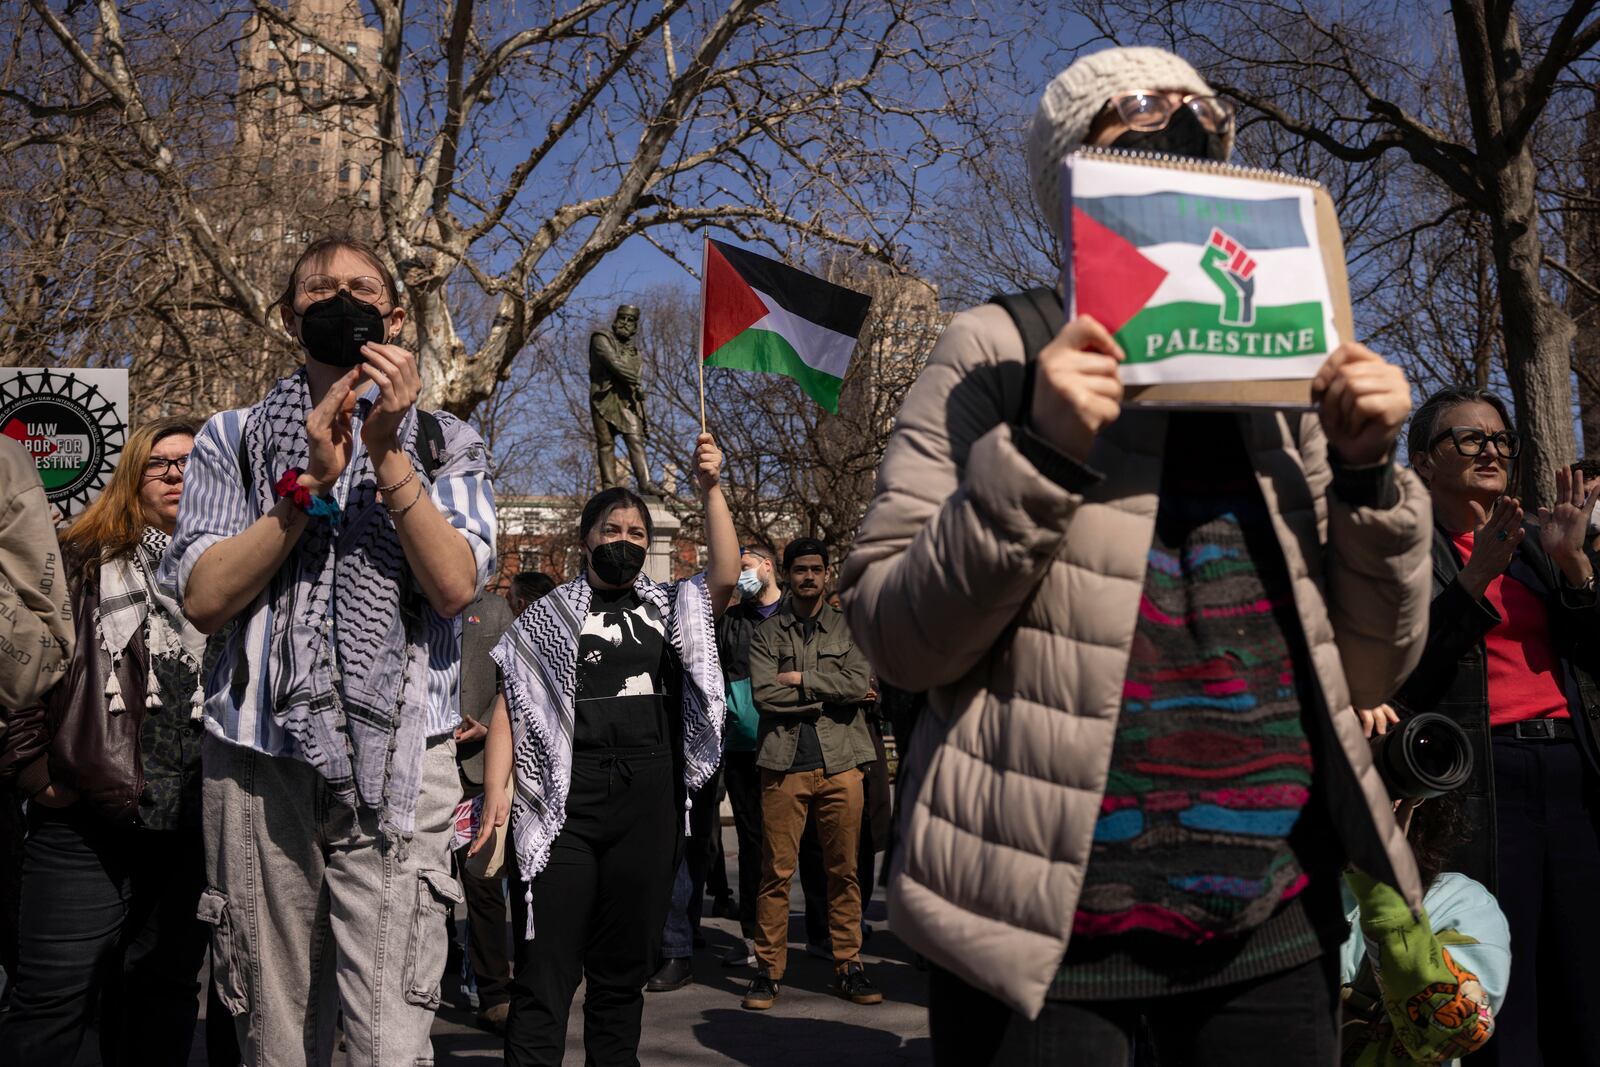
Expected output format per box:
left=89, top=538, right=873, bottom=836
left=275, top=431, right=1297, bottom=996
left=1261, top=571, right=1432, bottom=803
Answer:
left=645, top=956, right=695, bottom=992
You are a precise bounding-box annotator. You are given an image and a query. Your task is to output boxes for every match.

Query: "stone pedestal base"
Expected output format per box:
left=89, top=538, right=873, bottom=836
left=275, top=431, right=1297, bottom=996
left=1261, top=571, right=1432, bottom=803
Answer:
left=644, top=498, right=682, bottom=584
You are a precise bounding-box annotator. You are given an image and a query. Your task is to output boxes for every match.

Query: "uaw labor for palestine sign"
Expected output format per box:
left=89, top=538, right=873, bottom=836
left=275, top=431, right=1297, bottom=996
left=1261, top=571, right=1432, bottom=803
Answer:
left=0, top=368, right=129, bottom=518
left=1064, top=148, right=1352, bottom=405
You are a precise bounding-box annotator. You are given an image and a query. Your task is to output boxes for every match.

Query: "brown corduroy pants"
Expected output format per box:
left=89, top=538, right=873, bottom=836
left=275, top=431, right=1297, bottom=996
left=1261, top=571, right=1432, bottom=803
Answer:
left=753, top=766, right=864, bottom=979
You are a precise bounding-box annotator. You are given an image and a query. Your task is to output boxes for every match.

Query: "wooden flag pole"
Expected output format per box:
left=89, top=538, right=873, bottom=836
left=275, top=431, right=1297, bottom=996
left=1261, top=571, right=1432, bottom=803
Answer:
left=697, top=357, right=707, bottom=434
left=696, top=236, right=708, bottom=435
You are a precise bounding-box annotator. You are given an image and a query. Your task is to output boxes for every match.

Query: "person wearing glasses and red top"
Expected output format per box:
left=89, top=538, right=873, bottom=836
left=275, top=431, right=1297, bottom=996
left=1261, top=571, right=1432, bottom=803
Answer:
left=1396, top=386, right=1600, bottom=1067
left=0, top=417, right=210, bottom=1065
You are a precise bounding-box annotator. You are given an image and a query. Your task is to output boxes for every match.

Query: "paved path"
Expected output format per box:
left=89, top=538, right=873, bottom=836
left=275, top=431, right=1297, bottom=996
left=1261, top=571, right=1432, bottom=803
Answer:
left=425, top=897, right=931, bottom=1066
left=194, top=826, right=933, bottom=1065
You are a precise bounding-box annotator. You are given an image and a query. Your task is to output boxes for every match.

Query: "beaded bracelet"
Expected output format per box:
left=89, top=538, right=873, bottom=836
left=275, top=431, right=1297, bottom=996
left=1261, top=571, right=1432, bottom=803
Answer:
left=376, top=467, right=417, bottom=496
left=274, top=469, right=342, bottom=525
left=384, top=480, right=425, bottom=519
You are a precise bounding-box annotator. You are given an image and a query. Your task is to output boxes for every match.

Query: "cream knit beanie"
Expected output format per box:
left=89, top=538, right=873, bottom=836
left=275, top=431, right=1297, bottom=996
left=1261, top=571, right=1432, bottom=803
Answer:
left=1027, top=46, right=1231, bottom=241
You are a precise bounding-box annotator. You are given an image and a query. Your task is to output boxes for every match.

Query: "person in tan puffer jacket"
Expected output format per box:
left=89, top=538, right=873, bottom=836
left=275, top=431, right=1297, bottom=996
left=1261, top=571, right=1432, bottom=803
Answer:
left=0, top=435, right=73, bottom=719
left=840, top=45, right=1433, bottom=1067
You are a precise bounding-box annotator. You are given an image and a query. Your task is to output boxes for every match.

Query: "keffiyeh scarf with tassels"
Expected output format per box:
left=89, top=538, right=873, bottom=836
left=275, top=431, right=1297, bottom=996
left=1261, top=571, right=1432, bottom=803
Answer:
left=491, top=571, right=725, bottom=939
left=97, top=527, right=206, bottom=719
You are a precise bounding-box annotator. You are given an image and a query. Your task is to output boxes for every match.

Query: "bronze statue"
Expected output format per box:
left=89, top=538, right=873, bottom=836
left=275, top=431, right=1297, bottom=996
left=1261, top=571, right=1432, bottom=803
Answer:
left=589, top=305, right=664, bottom=495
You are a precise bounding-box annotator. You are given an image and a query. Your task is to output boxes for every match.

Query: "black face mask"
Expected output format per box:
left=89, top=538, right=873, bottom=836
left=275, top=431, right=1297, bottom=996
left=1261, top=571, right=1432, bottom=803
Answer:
left=1111, top=103, right=1227, bottom=162
left=298, top=291, right=388, bottom=368
left=590, top=539, right=646, bottom=587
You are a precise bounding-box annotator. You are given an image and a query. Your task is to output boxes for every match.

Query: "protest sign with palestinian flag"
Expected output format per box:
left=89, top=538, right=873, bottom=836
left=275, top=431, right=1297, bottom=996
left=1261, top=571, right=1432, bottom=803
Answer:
left=699, top=239, right=872, bottom=412
left=1064, top=150, right=1346, bottom=391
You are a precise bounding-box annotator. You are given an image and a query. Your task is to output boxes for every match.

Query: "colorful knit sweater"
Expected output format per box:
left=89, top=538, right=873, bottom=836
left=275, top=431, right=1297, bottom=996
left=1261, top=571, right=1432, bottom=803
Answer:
left=1054, top=414, right=1343, bottom=1000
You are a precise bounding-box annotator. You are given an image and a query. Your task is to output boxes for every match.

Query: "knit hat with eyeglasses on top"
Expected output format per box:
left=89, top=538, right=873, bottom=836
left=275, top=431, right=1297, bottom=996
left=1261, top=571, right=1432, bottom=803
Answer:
left=1026, top=46, right=1235, bottom=242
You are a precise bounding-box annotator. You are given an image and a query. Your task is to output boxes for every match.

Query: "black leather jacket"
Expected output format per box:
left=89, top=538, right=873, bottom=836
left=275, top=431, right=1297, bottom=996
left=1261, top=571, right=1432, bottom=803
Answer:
left=0, top=554, right=149, bottom=821
left=1395, top=522, right=1600, bottom=890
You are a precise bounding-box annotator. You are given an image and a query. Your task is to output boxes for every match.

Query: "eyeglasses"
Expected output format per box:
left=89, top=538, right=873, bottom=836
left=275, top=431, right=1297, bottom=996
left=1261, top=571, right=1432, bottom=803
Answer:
left=300, top=274, right=387, bottom=305
left=144, top=454, right=190, bottom=478
left=1428, top=426, right=1521, bottom=459
left=1106, top=91, right=1235, bottom=136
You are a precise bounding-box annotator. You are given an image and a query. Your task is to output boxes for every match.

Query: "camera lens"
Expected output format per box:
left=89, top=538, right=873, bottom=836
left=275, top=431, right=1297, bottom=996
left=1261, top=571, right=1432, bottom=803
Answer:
left=1373, top=712, right=1473, bottom=800
left=1412, top=730, right=1454, bottom=779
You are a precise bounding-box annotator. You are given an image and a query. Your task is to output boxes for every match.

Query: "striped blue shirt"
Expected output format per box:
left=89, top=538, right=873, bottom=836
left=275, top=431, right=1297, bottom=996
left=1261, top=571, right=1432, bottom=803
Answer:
left=167, top=394, right=496, bottom=756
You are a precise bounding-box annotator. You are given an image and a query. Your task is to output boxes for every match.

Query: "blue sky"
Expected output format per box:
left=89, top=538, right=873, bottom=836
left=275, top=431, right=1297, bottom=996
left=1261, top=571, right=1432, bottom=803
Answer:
left=546, top=6, right=1095, bottom=310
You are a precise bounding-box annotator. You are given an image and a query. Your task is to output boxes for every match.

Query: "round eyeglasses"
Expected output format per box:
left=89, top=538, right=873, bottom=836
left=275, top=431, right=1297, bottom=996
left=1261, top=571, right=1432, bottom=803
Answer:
left=300, top=274, right=387, bottom=304
left=1107, top=91, right=1235, bottom=136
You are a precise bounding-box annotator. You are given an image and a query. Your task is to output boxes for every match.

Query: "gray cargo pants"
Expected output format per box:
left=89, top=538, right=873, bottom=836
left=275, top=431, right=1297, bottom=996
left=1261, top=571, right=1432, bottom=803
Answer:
left=198, top=732, right=463, bottom=1067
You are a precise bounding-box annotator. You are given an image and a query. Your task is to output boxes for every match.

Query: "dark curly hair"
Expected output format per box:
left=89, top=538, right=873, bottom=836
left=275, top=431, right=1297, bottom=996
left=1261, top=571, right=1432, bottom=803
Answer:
left=1407, top=790, right=1472, bottom=890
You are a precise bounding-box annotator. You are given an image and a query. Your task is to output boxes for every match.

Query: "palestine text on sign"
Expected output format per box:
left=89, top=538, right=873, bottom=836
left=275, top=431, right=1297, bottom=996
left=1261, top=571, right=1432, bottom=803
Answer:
left=1067, top=155, right=1339, bottom=387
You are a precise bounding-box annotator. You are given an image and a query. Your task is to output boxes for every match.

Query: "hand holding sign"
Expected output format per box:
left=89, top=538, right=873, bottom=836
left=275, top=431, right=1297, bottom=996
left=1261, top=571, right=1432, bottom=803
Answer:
left=1030, top=315, right=1127, bottom=462
left=1310, top=343, right=1410, bottom=466
left=1063, top=150, right=1353, bottom=404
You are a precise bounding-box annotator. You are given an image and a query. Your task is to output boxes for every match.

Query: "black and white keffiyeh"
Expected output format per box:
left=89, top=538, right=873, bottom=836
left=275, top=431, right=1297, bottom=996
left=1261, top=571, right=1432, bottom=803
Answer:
left=240, top=370, right=435, bottom=842
left=97, top=527, right=205, bottom=718
left=491, top=571, right=725, bottom=939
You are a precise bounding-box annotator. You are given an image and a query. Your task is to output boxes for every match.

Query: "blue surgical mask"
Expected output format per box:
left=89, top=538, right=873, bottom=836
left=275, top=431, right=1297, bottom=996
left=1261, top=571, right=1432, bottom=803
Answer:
left=737, top=568, right=763, bottom=598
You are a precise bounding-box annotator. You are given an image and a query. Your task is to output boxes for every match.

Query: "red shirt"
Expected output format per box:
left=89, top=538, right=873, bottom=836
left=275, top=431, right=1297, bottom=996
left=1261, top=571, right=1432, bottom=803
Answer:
left=1453, top=531, right=1570, bottom=725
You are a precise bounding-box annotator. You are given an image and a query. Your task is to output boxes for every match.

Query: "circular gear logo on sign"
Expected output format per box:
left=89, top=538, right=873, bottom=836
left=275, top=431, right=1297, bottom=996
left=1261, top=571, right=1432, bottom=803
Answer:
left=0, top=369, right=128, bottom=516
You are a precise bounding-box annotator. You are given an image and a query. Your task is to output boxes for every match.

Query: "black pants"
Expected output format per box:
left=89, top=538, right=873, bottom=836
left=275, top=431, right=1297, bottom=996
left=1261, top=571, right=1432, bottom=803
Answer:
left=660, top=769, right=722, bottom=959
left=704, top=769, right=732, bottom=907
left=0, top=790, right=23, bottom=1006
left=1474, top=736, right=1600, bottom=1067
left=0, top=807, right=207, bottom=1067
left=205, top=983, right=241, bottom=1067
left=506, top=747, right=678, bottom=1067
left=722, top=751, right=765, bottom=940
left=928, top=954, right=1339, bottom=1067
left=457, top=843, right=512, bottom=1009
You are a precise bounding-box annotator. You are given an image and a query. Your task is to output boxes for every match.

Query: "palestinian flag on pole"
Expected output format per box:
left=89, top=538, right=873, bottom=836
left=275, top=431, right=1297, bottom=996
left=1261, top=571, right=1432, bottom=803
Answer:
left=1065, top=153, right=1340, bottom=386
left=699, top=239, right=872, bottom=412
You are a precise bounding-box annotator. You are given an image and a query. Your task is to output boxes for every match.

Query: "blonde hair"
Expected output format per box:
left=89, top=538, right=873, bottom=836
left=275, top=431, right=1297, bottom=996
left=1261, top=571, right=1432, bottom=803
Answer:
left=61, top=415, right=199, bottom=567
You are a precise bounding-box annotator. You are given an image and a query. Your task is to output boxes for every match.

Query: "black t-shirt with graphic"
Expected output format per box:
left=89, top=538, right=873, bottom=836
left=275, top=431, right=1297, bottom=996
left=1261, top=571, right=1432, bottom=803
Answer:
left=574, top=584, right=671, bottom=750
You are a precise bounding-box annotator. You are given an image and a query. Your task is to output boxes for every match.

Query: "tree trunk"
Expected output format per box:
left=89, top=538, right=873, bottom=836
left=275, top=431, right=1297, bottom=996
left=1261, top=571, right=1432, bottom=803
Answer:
left=410, top=278, right=469, bottom=415
left=1573, top=94, right=1600, bottom=455
left=1452, top=0, right=1579, bottom=510
left=1489, top=148, right=1577, bottom=507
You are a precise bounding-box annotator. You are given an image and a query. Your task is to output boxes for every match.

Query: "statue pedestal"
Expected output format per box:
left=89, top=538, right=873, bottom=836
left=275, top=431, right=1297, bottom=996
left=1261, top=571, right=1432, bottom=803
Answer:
left=644, top=498, right=682, bottom=584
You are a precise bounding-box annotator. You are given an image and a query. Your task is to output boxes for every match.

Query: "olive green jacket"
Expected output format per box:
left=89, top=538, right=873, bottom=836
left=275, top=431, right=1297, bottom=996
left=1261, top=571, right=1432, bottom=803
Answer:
left=749, top=600, right=873, bottom=775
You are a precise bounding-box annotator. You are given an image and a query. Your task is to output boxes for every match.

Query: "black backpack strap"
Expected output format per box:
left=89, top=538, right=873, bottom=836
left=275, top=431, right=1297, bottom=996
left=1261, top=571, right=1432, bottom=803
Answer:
left=1339, top=953, right=1393, bottom=1059
left=988, top=287, right=1064, bottom=426
left=414, top=409, right=446, bottom=479
left=237, top=425, right=253, bottom=490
